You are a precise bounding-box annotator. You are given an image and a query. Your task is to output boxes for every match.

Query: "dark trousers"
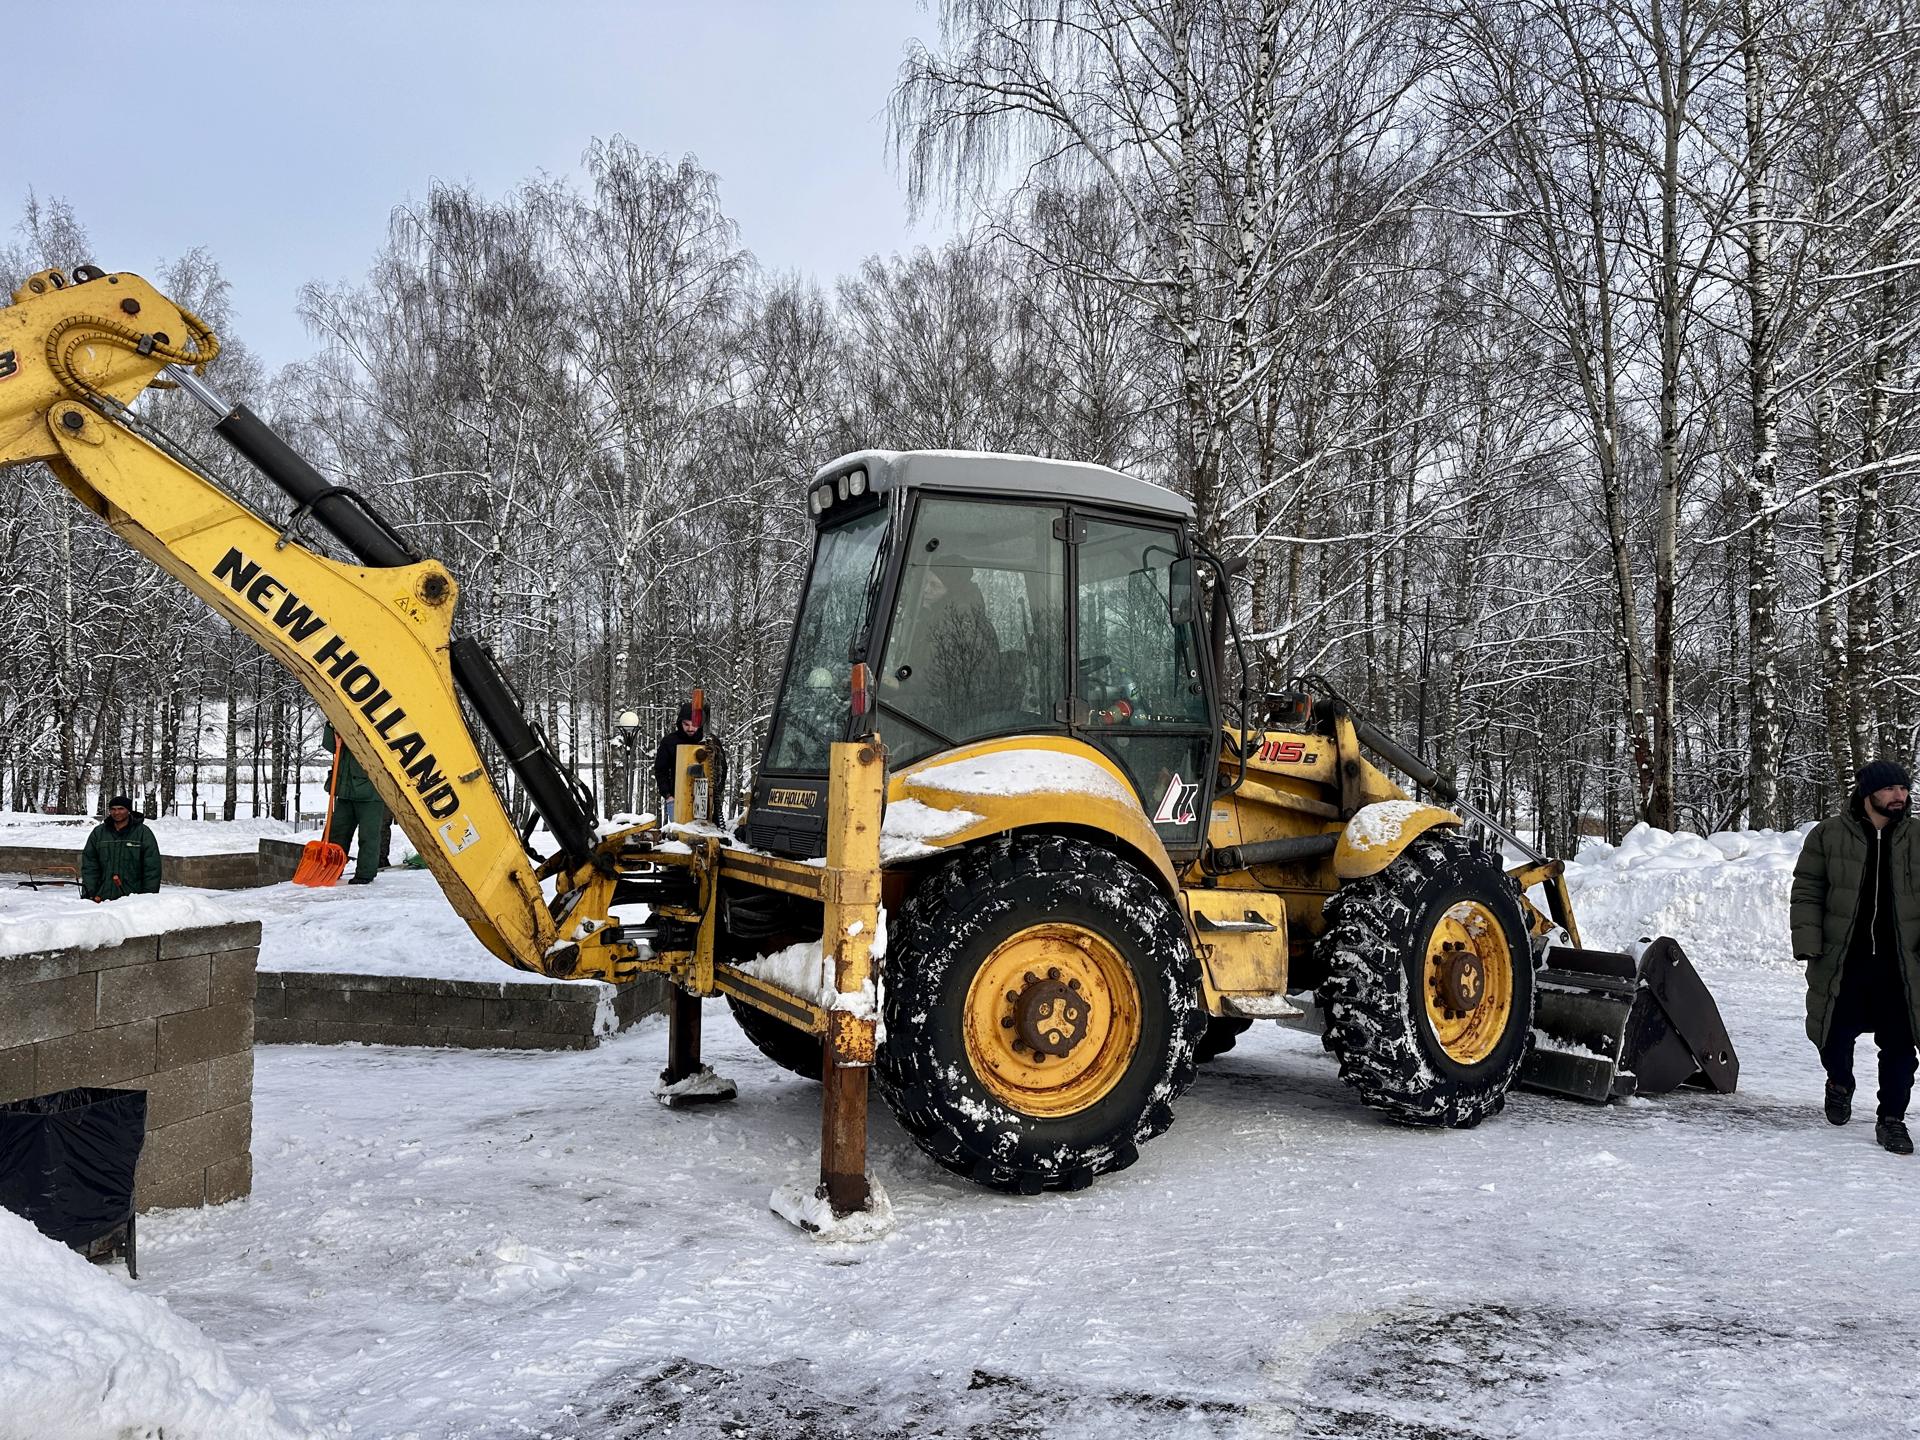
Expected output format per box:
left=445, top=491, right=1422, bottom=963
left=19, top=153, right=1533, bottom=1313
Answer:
left=1821, top=1000, right=1918, bottom=1121
left=326, top=799, right=387, bottom=882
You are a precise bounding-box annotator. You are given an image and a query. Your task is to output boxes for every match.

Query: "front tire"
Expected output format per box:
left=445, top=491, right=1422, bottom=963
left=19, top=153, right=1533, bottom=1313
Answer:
left=1314, top=831, right=1535, bottom=1127
left=877, top=834, right=1206, bottom=1193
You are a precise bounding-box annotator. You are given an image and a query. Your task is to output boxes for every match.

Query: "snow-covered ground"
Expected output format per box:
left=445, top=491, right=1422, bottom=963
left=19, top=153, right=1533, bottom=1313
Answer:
left=5, top=824, right=1919, bottom=1439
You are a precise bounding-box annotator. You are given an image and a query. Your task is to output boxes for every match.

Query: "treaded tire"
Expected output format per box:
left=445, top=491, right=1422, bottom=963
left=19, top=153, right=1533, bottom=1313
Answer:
left=726, top=995, right=823, bottom=1082
left=876, top=834, right=1206, bottom=1193
left=1196, top=1016, right=1255, bottom=1063
left=1314, top=831, right=1536, bottom=1127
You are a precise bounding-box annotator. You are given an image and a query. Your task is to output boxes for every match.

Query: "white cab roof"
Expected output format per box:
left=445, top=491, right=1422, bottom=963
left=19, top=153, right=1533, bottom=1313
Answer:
left=812, top=449, right=1194, bottom=523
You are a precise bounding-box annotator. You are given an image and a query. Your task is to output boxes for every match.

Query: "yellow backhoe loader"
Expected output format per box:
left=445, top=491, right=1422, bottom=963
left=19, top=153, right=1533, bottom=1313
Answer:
left=0, top=269, right=1736, bottom=1224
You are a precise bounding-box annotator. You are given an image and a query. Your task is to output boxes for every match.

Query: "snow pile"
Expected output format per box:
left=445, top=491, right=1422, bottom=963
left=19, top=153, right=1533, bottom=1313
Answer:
left=907, top=748, right=1132, bottom=805
left=1560, top=821, right=1809, bottom=968
left=0, top=1208, right=331, bottom=1440
left=769, top=1172, right=897, bottom=1242
left=880, top=797, right=983, bottom=862
left=737, top=936, right=831, bottom=1005
left=0, top=890, right=243, bottom=958
left=0, top=810, right=299, bottom=856
left=734, top=906, right=889, bottom=1023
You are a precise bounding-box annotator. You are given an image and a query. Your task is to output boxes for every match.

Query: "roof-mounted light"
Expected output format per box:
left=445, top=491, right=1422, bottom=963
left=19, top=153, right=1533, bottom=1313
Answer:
left=848, top=467, right=868, bottom=497
left=837, top=474, right=850, bottom=501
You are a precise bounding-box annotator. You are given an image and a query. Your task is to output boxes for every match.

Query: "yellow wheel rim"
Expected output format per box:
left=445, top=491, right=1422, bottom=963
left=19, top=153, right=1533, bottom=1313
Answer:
left=1421, top=901, right=1515, bottom=1066
left=962, top=923, right=1141, bottom=1117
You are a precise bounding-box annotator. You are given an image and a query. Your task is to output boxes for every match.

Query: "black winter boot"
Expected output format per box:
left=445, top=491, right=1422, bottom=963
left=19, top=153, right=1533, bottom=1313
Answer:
left=1824, top=1080, right=1853, bottom=1126
left=1876, top=1117, right=1913, bottom=1155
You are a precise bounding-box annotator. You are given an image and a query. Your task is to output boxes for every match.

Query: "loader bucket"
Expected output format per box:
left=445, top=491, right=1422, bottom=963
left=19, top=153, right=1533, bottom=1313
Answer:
left=290, top=840, right=347, bottom=887
left=1519, top=937, right=1738, bottom=1103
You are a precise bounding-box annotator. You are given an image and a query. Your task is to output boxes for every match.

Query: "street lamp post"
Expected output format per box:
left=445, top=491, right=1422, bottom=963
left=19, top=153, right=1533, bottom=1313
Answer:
left=615, top=709, right=641, bottom=816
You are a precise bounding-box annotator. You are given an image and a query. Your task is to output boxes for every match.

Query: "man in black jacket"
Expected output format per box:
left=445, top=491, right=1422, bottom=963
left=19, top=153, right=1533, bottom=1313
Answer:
left=1791, top=758, right=1920, bottom=1155
left=653, top=702, right=704, bottom=822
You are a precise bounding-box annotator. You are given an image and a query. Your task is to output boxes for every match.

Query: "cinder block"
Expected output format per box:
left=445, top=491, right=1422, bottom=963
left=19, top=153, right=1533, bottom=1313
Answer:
left=155, top=1001, right=253, bottom=1070
left=97, top=954, right=212, bottom=1026
left=260, top=1018, right=365, bottom=1046
left=142, top=1101, right=251, bottom=1186
left=136, top=1164, right=205, bottom=1212
left=143, top=1061, right=212, bottom=1130
left=34, top=1019, right=158, bottom=1092
left=83, top=935, right=163, bottom=973
left=0, top=1045, right=37, bottom=1104
left=281, top=986, right=361, bottom=1025
left=157, top=921, right=260, bottom=960
left=485, top=995, right=564, bottom=1032
left=328, top=973, right=406, bottom=994
left=0, top=973, right=98, bottom=1049
left=208, top=1049, right=254, bottom=1109
left=415, top=993, right=486, bottom=1029
left=3, top=948, right=90, bottom=985
left=204, top=1152, right=252, bottom=1204
left=252, top=975, right=286, bottom=1020
left=209, top=949, right=258, bottom=1006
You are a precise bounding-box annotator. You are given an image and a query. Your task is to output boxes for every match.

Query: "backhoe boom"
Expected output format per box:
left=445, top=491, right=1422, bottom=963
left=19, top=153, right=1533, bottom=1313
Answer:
left=0, top=267, right=638, bottom=983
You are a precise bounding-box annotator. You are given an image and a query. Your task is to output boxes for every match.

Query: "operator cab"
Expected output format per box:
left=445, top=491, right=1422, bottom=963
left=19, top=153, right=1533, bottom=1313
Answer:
left=742, top=450, right=1216, bottom=861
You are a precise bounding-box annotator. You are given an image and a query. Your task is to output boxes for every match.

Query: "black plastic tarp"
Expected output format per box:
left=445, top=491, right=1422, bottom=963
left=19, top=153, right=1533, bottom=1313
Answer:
left=0, top=1087, right=147, bottom=1248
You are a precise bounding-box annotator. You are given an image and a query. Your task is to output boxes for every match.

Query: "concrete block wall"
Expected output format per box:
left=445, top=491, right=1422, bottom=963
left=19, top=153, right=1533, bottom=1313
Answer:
left=255, top=970, right=664, bottom=1050
left=0, top=922, right=259, bottom=1211
left=0, top=841, right=268, bottom=891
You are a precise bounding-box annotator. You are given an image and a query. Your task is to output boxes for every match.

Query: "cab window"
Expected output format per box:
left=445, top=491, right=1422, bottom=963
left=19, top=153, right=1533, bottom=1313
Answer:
left=1075, top=518, right=1211, bottom=848
left=878, top=498, right=1065, bottom=767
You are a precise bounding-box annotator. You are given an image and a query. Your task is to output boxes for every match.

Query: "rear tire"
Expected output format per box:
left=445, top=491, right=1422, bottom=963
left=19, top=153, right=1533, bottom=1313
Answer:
left=1314, top=831, right=1535, bottom=1127
left=725, top=995, right=822, bottom=1082
left=877, top=834, right=1205, bottom=1193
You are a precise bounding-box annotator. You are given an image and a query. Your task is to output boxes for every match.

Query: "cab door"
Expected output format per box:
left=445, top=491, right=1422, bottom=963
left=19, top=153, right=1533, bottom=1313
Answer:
left=1071, top=515, right=1214, bottom=862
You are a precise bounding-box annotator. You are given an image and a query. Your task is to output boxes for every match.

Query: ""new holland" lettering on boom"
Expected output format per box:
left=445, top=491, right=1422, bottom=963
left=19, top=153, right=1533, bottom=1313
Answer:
left=213, top=547, right=461, bottom=819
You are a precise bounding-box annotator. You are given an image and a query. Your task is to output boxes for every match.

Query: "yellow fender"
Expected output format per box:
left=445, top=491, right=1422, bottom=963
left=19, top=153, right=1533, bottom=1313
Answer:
left=887, top=736, right=1181, bottom=894
left=1332, top=800, right=1462, bottom=880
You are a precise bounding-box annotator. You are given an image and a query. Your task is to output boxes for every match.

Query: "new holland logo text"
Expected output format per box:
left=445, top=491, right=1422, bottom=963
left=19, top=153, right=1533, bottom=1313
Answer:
left=213, top=547, right=462, bottom=820
left=768, top=787, right=818, bottom=811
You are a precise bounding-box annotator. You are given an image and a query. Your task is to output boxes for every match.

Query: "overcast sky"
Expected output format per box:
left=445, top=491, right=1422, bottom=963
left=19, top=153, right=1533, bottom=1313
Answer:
left=5, top=1, right=952, bottom=373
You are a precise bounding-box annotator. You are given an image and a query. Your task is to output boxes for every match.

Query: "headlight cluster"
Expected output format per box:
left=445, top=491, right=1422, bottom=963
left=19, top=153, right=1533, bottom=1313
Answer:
left=808, top=467, right=869, bottom=515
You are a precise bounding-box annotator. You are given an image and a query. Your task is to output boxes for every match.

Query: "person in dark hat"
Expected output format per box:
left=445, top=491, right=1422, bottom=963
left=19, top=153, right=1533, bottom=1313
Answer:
left=1791, top=758, right=1920, bottom=1154
left=79, top=795, right=162, bottom=902
left=653, top=702, right=705, bottom=823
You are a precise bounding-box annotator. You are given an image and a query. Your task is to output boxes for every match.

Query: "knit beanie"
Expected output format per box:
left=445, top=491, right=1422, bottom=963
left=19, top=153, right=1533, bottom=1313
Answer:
left=1855, top=759, right=1911, bottom=795
left=107, top=794, right=133, bottom=810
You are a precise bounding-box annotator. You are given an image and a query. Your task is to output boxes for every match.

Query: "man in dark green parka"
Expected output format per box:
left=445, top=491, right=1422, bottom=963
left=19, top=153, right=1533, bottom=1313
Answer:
left=322, top=722, right=387, bottom=885
left=1791, top=759, right=1920, bottom=1155
left=80, top=795, right=162, bottom=901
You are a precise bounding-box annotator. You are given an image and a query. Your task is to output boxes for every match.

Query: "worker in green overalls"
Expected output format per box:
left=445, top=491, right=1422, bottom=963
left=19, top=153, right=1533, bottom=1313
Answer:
left=321, top=722, right=387, bottom=885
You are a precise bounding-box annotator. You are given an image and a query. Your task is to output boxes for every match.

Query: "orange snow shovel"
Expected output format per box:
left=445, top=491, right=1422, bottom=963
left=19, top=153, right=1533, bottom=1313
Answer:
left=291, top=735, right=348, bottom=886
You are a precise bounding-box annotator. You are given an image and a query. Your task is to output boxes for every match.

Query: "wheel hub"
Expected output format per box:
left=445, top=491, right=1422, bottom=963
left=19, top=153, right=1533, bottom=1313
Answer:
left=1430, top=941, right=1486, bottom=1018
left=964, top=924, right=1142, bottom=1117
left=1005, top=970, right=1089, bottom=1058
